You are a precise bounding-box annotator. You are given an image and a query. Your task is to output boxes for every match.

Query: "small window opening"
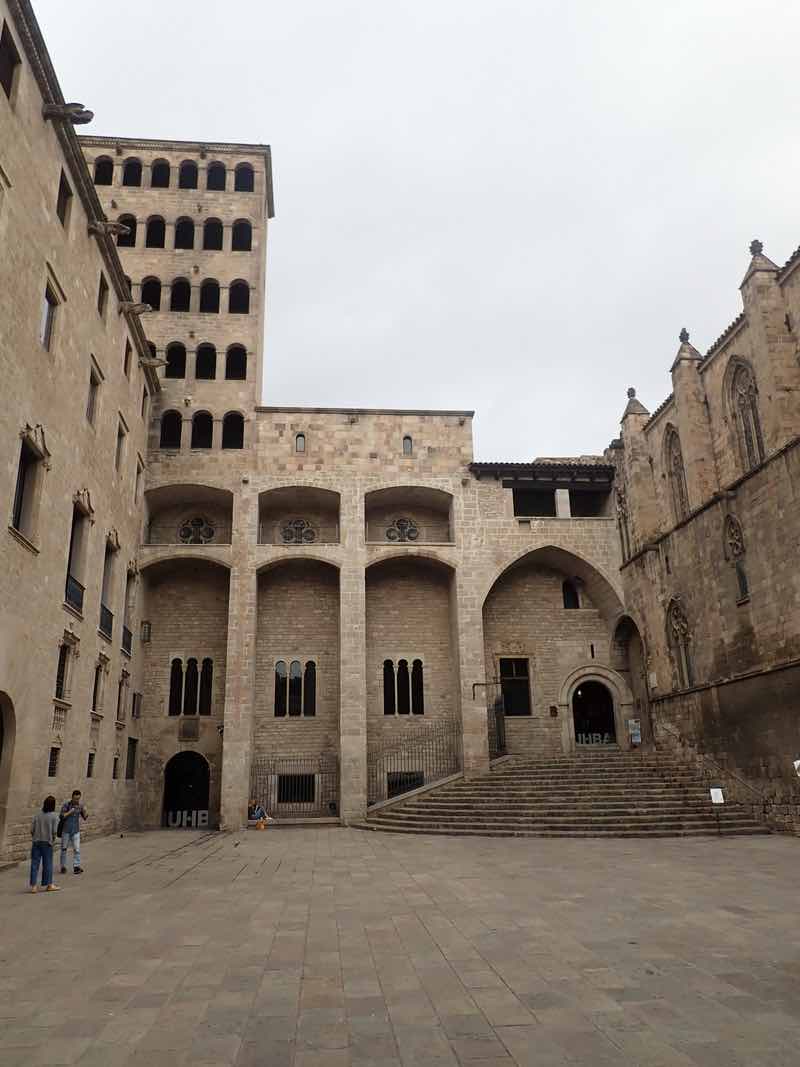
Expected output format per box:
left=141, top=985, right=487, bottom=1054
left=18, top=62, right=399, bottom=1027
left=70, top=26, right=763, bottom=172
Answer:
left=288, top=660, right=302, bottom=716
left=232, top=219, right=252, bottom=251
left=97, top=273, right=109, bottom=318
left=115, top=422, right=126, bottom=472
left=11, top=438, right=40, bottom=537
left=145, top=216, right=165, bottom=248
left=513, top=488, right=556, bottom=517
left=117, top=214, right=136, bottom=247
left=383, top=660, right=396, bottom=715
left=199, top=658, right=213, bottom=715
left=159, top=410, right=182, bottom=449
left=191, top=411, right=213, bottom=449
left=40, top=284, right=58, bottom=350
left=122, top=158, right=142, bottom=186
left=203, top=218, right=223, bottom=250
left=402, top=435, right=413, bottom=456
left=397, top=659, right=411, bottom=714
left=499, top=658, right=531, bottom=716
left=86, top=367, right=100, bottom=424
left=295, top=432, right=305, bottom=454
left=123, top=341, right=132, bottom=378
left=206, top=161, right=226, bottom=190
left=562, top=580, right=580, bottom=609
left=225, top=345, right=247, bottom=380
left=170, top=278, right=191, bottom=312
left=590, top=643, right=595, bottom=659
left=164, top=343, right=186, bottom=378
left=0, top=21, right=20, bottom=102
left=411, top=659, right=424, bottom=714
left=168, top=658, right=183, bottom=716
left=303, top=661, right=316, bottom=717
left=178, top=160, right=198, bottom=189
left=174, top=217, right=194, bottom=250
left=86, top=752, right=95, bottom=779
left=222, top=412, right=244, bottom=449
left=112, top=755, right=119, bottom=780
left=274, top=661, right=287, bottom=717
left=228, top=280, right=250, bottom=314
left=735, top=560, right=749, bottom=602
left=195, top=344, right=216, bottom=380
left=234, top=163, right=254, bottom=192
left=200, top=279, right=220, bottom=313
left=141, top=277, right=161, bottom=311
left=48, top=747, right=60, bottom=778
left=56, top=171, right=72, bottom=227
left=125, top=738, right=137, bottom=779
left=54, top=643, right=70, bottom=701
left=150, top=159, right=170, bottom=188
left=183, top=658, right=199, bottom=714
left=93, top=156, right=113, bottom=185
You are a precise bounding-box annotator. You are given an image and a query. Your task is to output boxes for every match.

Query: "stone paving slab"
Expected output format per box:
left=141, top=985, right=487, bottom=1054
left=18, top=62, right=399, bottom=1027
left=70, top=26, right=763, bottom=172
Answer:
left=0, top=828, right=798, bottom=1066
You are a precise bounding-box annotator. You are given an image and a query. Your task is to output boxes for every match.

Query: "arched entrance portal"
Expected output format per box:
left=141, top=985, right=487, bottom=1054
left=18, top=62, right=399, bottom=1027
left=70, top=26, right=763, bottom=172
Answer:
left=0, top=692, right=15, bottom=848
left=573, top=681, right=616, bottom=745
left=163, top=752, right=210, bottom=828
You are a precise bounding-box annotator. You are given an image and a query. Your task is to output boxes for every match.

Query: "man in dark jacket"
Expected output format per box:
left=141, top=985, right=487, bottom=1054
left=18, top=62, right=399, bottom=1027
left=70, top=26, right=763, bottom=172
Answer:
left=60, top=790, right=88, bottom=874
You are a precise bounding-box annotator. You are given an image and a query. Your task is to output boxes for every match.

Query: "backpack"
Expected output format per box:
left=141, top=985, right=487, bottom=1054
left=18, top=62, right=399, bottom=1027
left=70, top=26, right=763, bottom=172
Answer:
left=56, top=814, right=64, bottom=838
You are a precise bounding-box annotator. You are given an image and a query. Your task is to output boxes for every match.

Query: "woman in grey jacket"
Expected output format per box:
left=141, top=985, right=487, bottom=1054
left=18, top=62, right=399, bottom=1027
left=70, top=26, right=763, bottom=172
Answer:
left=30, top=795, right=60, bottom=893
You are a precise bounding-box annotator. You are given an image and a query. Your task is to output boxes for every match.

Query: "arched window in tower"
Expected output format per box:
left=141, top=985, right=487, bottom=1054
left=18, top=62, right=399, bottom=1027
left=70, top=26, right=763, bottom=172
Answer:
left=402, top=435, right=413, bottom=456
left=221, top=412, right=244, bottom=449
left=122, top=158, right=142, bottom=187
left=159, top=410, right=182, bottom=449
left=178, top=160, right=198, bottom=189
left=140, top=277, right=161, bottom=311
left=168, top=658, right=183, bottom=716
left=116, top=214, right=136, bottom=248
left=191, top=411, right=213, bottom=449
left=225, top=345, right=247, bottom=380
left=199, top=280, right=220, bottom=314
left=203, top=218, right=223, bottom=251
left=174, top=217, right=194, bottom=250
left=183, top=658, right=198, bottom=714
left=666, top=599, right=693, bottom=690
left=562, top=580, right=580, bottom=610
left=274, top=661, right=287, bottom=717
left=198, top=658, right=213, bottom=715
left=228, top=280, right=250, bottom=314
left=145, top=216, right=165, bottom=249
left=164, top=343, right=186, bottom=379
left=411, top=659, right=424, bottom=714
left=235, top=162, right=254, bottom=192
left=303, top=662, right=316, bottom=717
left=731, top=363, right=764, bottom=472
left=294, top=433, right=305, bottom=454
left=288, top=661, right=302, bottom=716
left=195, top=344, right=216, bottom=380
left=206, top=161, right=226, bottom=190
left=724, top=514, right=749, bottom=602
left=150, top=158, right=170, bottom=188
left=93, top=156, right=113, bottom=185
left=232, top=219, right=252, bottom=251
left=396, top=660, right=411, bottom=714
left=170, top=277, right=191, bottom=312
left=664, top=426, right=689, bottom=522
left=383, top=661, right=396, bottom=715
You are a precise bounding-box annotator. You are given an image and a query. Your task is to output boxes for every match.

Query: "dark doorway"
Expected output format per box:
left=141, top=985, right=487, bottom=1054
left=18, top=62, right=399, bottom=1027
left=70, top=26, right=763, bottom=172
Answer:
left=162, top=752, right=210, bottom=827
left=573, top=681, right=616, bottom=744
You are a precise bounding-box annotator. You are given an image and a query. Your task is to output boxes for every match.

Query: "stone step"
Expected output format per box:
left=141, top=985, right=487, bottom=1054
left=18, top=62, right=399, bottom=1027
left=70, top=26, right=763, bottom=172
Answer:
left=392, top=803, right=737, bottom=817
left=356, top=822, right=767, bottom=839
left=373, top=810, right=755, bottom=828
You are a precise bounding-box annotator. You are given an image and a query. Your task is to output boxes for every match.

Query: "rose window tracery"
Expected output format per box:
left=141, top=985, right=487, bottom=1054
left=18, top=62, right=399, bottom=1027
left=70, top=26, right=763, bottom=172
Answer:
left=178, top=516, right=215, bottom=544
left=281, top=518, right=316, bottom=544
left=386, top=517, right=419, bottom=543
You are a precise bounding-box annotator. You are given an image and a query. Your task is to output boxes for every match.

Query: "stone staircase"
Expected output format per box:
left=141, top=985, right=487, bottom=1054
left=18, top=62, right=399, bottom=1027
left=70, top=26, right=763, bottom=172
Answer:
left=359, top=748, right=769, bottom=838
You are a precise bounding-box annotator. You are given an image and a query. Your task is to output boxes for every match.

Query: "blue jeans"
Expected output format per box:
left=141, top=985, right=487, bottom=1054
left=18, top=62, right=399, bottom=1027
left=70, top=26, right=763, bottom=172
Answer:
left=30, top=841, right=53, bottom=887
left=60, top=830, right=80, bottom=870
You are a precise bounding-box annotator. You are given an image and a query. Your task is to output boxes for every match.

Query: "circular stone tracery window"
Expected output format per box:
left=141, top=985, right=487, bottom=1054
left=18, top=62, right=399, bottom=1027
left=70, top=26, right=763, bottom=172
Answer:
left=178, top=516, right=216, bottom=544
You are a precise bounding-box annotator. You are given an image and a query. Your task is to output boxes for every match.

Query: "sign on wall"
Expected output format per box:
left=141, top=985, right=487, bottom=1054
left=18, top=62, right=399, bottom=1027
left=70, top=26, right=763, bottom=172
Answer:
left=165, top=810, right=209, bottom=828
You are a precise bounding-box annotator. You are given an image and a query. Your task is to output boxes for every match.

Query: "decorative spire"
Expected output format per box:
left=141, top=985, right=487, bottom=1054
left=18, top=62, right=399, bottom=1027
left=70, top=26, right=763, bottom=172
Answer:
left=749, top=239, right=763, bottom=256
left=679, top=327, right=689, bottom=343
left=627, top=387, right=636, bottom=399
left=623, top=387, right=649, bottom=419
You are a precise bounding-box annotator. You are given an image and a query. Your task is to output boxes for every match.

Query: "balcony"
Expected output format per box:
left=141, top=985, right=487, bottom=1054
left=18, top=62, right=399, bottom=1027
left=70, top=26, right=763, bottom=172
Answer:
left=258, top=520, right=339, bottom=546
left=64, top=574, right=85, bottom=613
left=365, top=486, right=453, bottom=544
left=143, top=485, right=234, bottom=548
left=99, top=603, right=113, bottom=640
left=121, top=625, right=132, bottom=656
left=258, top=486, right=341, bottom=547
left=145, top=520, right=232, bottom=546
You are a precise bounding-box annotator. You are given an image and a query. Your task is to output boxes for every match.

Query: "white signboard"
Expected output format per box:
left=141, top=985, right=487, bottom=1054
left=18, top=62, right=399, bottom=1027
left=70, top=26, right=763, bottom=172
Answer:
left=709, top=788, right=724, bottom=805
left=627, top=718, right=642, bottom=746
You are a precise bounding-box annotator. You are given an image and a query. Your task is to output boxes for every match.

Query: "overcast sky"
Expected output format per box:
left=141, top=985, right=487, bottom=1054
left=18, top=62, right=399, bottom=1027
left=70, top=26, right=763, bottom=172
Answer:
left=36, top=0, right=800, bottom=459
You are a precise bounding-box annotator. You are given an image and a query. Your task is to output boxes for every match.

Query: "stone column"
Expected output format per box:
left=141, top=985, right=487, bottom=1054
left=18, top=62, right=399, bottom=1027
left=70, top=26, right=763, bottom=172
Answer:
left=453, top=571, right=489, bottom=777
left=338, top=487, right=367, bottom=822
left=219, top=490, right=257, bottom=829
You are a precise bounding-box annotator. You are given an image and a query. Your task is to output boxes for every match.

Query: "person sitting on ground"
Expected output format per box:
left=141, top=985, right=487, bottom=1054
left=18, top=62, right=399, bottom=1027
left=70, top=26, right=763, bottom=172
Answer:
left=30, top=795, right=60, bottom=893
left=248, top=799, right=267, bottom=820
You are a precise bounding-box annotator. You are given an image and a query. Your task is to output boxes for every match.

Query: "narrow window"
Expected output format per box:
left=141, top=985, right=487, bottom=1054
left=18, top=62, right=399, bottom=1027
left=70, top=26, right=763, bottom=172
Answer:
left=12, top=439, right=37, bottom=534
left=288, top=660, right=302, bottom=715
left=183, top=658, right=198, bottom=714
left=100, top=542, right=116, bottom=638
left=145, top=217, right=165, bottom=249
left=665, top=427, right=689, bottom=522
left=274, top=660, right=287, bottom=716
left=40, top=284, right=58, bottom=349
left=295, top=432, right=305, bottom=454
left=179, top=160, right=198, bottom=189
left=168, top=658, right=183, bottom=716
left=203, top=218, right=223, bottom=250
left=170, top=278, right=191, bottom=312
left=0, top=21, right=21, bottom=101
left=86, top=367, right=100, bottom=424
left=151, top=159, right=170, bottom=188
left=56, top=171, right=72, bottom=227
left=396, top=660, right=411, bottom=714
left=402, top=435, right=413, bottom=456
left=225, top=345, right=247, bottom=380
left=562, top=580, right=580, bottom=609
left=411, top=659, right=424, bottom=714
left=229, top=280, right=250, bottom=314
left=54, top=644, right=70, bottom=700
left=125, top=738, right=138, bottom=779
left=159, top=410, right=182, bottom=449
left=303, top=662, right=316, bottom=717
left=86, top=752, right=95, bottom=779
left=731, top=364, right=765, bottom=472
left=735, top=561, right=749, bottom=601
left=200, top=280, right=220, bottom=313
left=135, top=457, right=144, bottom=502
left=174, top=217, right=194, bottom=250
left=117, top=214, right=136, bottom=247
left=222, top=412, right=244, bottom=449
left=48, top=747, right=60, bottom=778
left=123, top=341, right=132, bottom=377
left=164, top=343, right=186, bottom=378
left=195, top=344, right=216, bottom=380
left=191, top=411, right=213, bottom=449
left=122, top=158, right=142, bottom=187
left=115, top=421, right=127, bottom=472
left=141, top=277, right=161, bottom=311
left=97, top=273, right=109, bottom=319
left=112, top=755, right=119, bottom=780
left=65, top=506, right=88, bottom=613
left=93, top=156, right=113, bottom=185
left=115, top=677, right=126, bottom=721
left=499, top=658, right=531, bottom=716
left=199, top=658, right=213, bottom=715
left=234, top=163, right=254, bottom=192
left=91, top=663, right=103, bottom=712
left=232, top=219, right=252, bottom=251
left=383, top=660, right=396, bottom=715
left=207, top=161, right=226, bottom=190
left=141, top=388, right=148, bottom=419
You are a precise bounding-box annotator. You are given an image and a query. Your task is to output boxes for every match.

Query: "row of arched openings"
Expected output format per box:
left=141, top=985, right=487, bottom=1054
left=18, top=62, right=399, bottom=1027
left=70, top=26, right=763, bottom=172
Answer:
left=168, top=657, right=213, bottom=715
left=140, top=278, right=250, bottom=314
left=117, top=216, right=252, bottom=252
left=383, top=659, right=424, bottom=715
left=94, top=157, right=254, bottom=193
left=160, top=411, right=244, bottom=450
left=164, top=343, right=246, bottom=381
left=274, top=661, right=316, bottom=716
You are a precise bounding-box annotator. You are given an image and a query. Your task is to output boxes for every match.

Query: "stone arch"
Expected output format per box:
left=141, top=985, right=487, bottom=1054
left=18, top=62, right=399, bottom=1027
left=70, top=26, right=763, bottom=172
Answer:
left=144, top=484, right=233, bottom=549
left=258, top=486, right=340, bottom=546
left=557, top=665, right=634, bottom=751
left=663, top=423, right=689, bottom=522
left=162, top=751, right=210, bottom=827
left=0, top=691, right=16, bottom=851
left=610, top=614, right=651, bottom=744
left=365, top=485, right=453, bottom=544
left=722, top=357, right=765, bottom=472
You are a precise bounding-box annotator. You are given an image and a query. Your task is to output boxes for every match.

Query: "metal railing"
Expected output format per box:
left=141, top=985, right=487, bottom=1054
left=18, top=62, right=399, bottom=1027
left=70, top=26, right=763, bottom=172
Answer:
left=488, top=699, right=507, bottom=760
left=64, top=574, right=84, bottom=613
left=99, top=603, right=113, bottom=640
left=258, top=522, right=340, bottom=546
left=250, top=754, right=339, bottom=818
left=145, top=523, right=232, bottom=545
left=367, top=718, right=462, bottom=806
left=365, top=521, right=452, bottom=544
left=121, top=625, right=132, bottom=656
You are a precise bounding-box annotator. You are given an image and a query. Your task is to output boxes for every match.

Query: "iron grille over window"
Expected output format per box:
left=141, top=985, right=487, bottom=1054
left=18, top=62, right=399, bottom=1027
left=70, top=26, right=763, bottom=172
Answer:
left=178, top=517, right=215, bottom=543
left=281, top=518, right=316, bottom=544
left=386, top=517, right=418, bottom=542
left=48, top=746, right=60, bottom=777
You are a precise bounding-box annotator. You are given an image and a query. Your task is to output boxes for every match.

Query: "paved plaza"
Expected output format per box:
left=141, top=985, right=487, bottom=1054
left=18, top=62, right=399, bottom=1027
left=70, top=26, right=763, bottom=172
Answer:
left=0, top=828, right=799, bottom=1066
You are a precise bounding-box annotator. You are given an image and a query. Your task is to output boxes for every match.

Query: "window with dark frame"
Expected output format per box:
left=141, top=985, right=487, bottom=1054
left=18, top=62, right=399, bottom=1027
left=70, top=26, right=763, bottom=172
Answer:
left=11, top=438, right=38, bottom=535
left=562, top=580, right=580, bottom=609
left=125, top=737, right=137, bottom=779
left=56, top=170, right=72, bottom=227
left=115, top=420, right=127, bottom=472
left=499, top=658, right=531, bottom=716
left=54, top=643, right=70, bottom=700
left=86, top=752, right=95, bottom=779
left=112, top=755, right=119, bottom=780
left=97, top=273, right=109, bottom=318
left=86, top=367, right=100, bottom=424
left=40, top=284, right=58, bottom=350
left=0, top=20, right=21, bottom=101
left=123, top=341, right=132, bottom=378
left=48, top=746, right=60, bottom=778
left=278, top=774, right=314, bottom=804
left=274, top=659, right=316, bottom=716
